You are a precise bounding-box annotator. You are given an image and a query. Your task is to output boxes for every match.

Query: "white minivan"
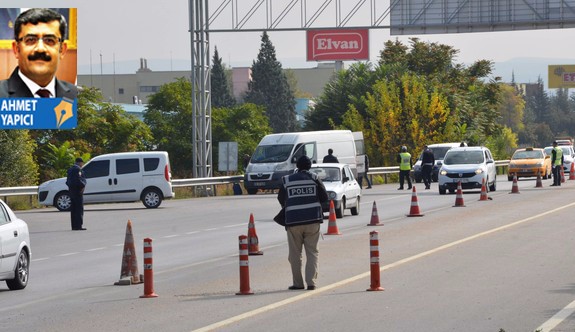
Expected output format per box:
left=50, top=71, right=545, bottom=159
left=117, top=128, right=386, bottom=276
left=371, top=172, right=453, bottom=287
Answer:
left=38, top=151, right=174, bottom=211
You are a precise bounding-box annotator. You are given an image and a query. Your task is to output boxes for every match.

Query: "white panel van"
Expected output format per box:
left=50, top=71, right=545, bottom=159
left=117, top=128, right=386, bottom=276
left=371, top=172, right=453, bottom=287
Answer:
left=38, top=151, right=174, bottom=211
left=244, top=130, right=363, bottom=194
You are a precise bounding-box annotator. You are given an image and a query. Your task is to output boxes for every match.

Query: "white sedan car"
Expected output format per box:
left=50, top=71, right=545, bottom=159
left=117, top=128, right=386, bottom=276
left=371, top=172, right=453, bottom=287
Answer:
left=309, top=163, right=361, bottom=218
left=438, top=146, right=497, bottom=195
left=0, top=199, right=31, bottom=290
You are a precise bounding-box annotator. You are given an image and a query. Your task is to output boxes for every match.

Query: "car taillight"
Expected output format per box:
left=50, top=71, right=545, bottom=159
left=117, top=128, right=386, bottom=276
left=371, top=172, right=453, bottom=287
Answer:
left=164, top=164, right=171, bottom=182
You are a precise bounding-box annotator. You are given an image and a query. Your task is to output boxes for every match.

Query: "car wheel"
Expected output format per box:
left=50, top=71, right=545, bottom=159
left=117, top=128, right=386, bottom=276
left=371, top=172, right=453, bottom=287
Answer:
left=439, top=187, right=446, bottom=195
left=247, top=188, right=258, bottom=195
left=350, top=196, right=360, bottom=216
left=142, top=188, right=163, bottom=208
left=6, top=249, right=29, bottom=290
left=335, top=199, right=345, bottom=218
left=54, top=191, right=72, bottom=211
left=448, top=189, right=455, bottom=194
left=507, top=176, right=513, bottom=181
left=489, top=178, right=497, bottom=192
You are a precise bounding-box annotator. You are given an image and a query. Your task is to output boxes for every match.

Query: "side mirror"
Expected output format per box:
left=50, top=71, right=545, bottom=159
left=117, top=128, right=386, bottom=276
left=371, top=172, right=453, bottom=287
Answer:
left=343, top=176, right=349, bottom=183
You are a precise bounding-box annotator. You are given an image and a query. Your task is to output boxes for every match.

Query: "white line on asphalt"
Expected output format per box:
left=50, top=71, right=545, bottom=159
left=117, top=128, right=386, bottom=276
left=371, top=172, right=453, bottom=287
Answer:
left=536, top=298, right=575, bottom=332
left=85, top=247, right=106, bottom=252
left=58, top=252, right=80, bottom=257
left=163, top=234, right=180, bottom=238
left=191, top=201, right=575, bottom=332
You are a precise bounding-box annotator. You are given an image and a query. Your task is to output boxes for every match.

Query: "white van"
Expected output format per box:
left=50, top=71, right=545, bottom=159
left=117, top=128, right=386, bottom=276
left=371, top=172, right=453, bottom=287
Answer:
left=244, top=130, right=363, bottom=194
left=38, top=151, right=174, bottom=211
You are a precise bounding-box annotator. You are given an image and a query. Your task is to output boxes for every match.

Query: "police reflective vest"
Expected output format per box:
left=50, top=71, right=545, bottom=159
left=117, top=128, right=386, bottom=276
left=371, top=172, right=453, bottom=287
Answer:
left=399, top=152, right=411, bottom=171
left=281, top=171, right=323, bottom=226
left=553, top=146, right=563, bottom=166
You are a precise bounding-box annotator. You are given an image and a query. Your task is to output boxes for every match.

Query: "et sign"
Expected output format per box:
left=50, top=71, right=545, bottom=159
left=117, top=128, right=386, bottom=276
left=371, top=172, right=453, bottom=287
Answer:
left=306, top=29, right=369, bottom=62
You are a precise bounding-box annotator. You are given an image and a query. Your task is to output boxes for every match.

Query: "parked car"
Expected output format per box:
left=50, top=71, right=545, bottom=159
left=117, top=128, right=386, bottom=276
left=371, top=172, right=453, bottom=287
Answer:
left=438, top=146, right=497, bottom=195
left=411, top=142, right=465, bottom=183
left=0, top=199, right=31, bottom=290
left=309, top=163, right=361, bottom=218
left=544, top=145, right=575, bottom=174
left=507, top=147, right=551, bottom=181
left=38, top=151, right=174, bottom=211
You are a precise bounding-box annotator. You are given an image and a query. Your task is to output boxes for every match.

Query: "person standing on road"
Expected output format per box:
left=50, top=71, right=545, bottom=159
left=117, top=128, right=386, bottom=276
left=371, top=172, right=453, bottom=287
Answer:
left=277, top=155, right=328, bottom=291
left=397, top=146, right=412, bottom=190
left=421, top=145, right=435, bottom=190
left=551, top=141, right=564, bottom=187
left=358, top=154, right=372, bottom=189
left=322, top=149, right=339, bottom=163
left=66, top=157, right=86, bottom=230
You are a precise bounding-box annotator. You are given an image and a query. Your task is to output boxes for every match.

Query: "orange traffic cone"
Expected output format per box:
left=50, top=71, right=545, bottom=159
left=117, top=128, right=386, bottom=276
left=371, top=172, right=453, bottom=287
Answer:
left=535, top=171, right=543, bottom=188
left=570, top=163, right=575, bottom=180
left=406, top=186, right=424, bottom=217
left=561, top=167, right=566, bottom=183
left=247, top=213, right=263, bottom=255
left=510, top=173, right=520, bottom=193
left=478, top=178, right=489, bottom=201
left=325, top=200, right=342, bottom=235
left=453, top=181, right=466, bottom=207
left=367, top=201, right=383, bottom=226
left=115, top=220, right=143, bottom=285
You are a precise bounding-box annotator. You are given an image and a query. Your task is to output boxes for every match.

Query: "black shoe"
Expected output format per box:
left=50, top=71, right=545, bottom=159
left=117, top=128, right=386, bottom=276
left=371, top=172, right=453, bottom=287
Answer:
left=72, top=228, right=87, bottom=231
left=408, top=186, right=412, bottom=190
left=397, top=187, right=404, bottom=190
left=288, top=285, right=304, bottom=290
left=550, top=184, right=557, bottom=186
left=366, top=186, right=372, bottom=189
left=307, top=286, right=316, bottom=290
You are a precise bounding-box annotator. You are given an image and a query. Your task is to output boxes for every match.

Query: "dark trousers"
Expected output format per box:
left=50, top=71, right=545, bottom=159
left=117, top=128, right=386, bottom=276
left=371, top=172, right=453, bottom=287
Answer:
left=358, top=173, right=372, bottom=189
left=553, top=165, right=562, bottom=186
left=422, top=165, right=433, bottom=188
left=399, top=170, right=412, bottom=189
left=70, top=193, right=84, bottom=229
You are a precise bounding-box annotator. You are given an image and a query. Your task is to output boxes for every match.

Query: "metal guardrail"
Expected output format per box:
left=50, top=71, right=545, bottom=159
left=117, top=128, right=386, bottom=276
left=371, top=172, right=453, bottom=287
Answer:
left=0, top=161, right=511, bottom=199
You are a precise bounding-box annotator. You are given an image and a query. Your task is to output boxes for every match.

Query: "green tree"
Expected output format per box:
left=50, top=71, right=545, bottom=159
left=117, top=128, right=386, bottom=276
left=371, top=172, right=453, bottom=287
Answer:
left=211, top=47, right=235, bottom=108
left=0, top=130, right=38, bottom=186
left=42, top=141, right=91, bottom=180
left=144, top=78, right=193, bottom=177
left=212, top=103, right=272, bottom=173
left=498, top=84, right=525, bottom=135
left=244, top=31, right=298, bottom=133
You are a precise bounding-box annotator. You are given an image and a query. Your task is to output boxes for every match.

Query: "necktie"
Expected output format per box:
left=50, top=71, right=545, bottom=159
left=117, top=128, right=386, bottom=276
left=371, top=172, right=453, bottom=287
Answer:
left=36, top=89, right=51, bottom=98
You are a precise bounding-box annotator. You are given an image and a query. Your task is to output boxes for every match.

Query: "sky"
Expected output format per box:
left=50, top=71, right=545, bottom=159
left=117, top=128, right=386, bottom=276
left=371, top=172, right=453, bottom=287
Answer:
left=4, top=0, right=575, bottom=86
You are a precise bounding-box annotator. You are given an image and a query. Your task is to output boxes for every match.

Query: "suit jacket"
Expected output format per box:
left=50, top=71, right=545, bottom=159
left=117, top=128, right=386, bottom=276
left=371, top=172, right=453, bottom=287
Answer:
left=0, top=67, right=78, bottom=99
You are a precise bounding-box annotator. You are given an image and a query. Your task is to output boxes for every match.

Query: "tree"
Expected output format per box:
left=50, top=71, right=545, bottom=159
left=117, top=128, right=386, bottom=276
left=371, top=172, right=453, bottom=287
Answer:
left=0, top=130, right=38, bottom=186
left=212, top=103, right=272, bottom=173
left=144, top=78, right=194, bottom=177
left=211, top=47, right=235, bottom=108
left=244, top=31, right=298, bottom=133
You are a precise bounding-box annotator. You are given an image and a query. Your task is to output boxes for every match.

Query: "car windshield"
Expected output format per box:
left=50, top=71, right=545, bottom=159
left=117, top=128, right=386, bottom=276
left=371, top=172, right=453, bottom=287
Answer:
left=310, top=167, right=341, bottom=182
left=432, top=147, right=452, bottom=160
left=250, top=144, right=293, bottom=163
left=443, top=150, right=485, bottom=165
left=512, top=150, right=543, bottom=159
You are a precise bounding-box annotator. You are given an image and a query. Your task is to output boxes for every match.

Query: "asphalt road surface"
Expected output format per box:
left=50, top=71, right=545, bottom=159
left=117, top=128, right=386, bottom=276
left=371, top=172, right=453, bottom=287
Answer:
left=2, top=175, right=575, bottom=332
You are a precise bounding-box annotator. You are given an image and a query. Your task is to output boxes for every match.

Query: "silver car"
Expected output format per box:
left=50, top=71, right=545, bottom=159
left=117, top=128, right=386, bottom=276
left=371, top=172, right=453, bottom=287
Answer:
left=438, top=147, right=497, bottom=195
left=0, top=199, right=31, bottom=290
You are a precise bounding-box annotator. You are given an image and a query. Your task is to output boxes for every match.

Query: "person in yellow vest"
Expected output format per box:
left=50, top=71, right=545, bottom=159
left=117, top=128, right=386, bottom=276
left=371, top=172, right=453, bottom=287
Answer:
left=551, top=141, right=564, bottom=187
left=397, top=145, right=412, bottom=190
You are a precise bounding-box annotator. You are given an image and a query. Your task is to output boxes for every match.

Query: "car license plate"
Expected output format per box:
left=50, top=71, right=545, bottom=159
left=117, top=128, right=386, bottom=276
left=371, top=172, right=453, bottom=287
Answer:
left=453, top=179, right=468, bottom=183
left=253, top=182, right=266, bottom=186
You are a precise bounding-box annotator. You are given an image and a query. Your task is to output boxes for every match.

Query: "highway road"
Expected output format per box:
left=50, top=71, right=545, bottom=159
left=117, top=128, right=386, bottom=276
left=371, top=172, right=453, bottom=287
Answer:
left=2, top=175, right=575, bottom=332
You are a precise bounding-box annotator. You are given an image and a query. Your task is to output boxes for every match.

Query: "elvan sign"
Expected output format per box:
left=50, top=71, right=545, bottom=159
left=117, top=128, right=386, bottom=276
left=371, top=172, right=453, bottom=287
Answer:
left=306, top=29, right=369, bottom=61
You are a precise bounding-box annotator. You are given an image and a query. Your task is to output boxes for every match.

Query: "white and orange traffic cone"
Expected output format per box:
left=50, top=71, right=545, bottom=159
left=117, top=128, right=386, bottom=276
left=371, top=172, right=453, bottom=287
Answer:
left=236, top=235, right=254, bottom=295
left=325, top=200, right=342, bottom=235
left=453, top=181, right=466, bottom=207
left=570, top=163, right=575, bottom=180
left=140, top=238, right=158, bottom=298
left=478, top=178, right=489, bottom=201
left=115, top=220, right=142, bottom=285
left=247, top=213, right=263, bottom=255
left=510, top=173, right=520, bottom=193
left=535, top=171, right=543, bottom=188
left=367, top=201, right=383, bottom=226
left=366, top=231, right=384, bottom=291
left=406, top=186, right=424, bottom=217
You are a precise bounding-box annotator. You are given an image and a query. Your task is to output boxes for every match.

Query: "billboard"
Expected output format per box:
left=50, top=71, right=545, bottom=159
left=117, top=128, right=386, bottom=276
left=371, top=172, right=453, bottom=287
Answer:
left=549, top=65, right=575, bottom=89
left=306, top=29, right=369, bottom=62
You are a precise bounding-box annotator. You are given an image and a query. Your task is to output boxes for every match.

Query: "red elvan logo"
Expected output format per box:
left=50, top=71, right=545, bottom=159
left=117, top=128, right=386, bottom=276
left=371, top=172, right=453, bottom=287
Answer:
left=306, top=29, right=369, bottom=61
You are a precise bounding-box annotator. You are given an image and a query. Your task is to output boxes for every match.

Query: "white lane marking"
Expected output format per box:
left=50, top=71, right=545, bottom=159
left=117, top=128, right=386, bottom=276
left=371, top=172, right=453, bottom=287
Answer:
left=203, top=228, right=218, bottom=231
left=58, top=252, right=80, bottom=257
left=163, top=234, right=180, bottom=238
left=224, top=223, right=245, bottom=228
left=191, top=201, right=575, bottom=332
left=31, top=257, right=50, bottom=262
left=536, top=298, right=575, bottom=332
left=85, top=247, right=106, bottom=252
left=186, top=231, right=200, bottom=235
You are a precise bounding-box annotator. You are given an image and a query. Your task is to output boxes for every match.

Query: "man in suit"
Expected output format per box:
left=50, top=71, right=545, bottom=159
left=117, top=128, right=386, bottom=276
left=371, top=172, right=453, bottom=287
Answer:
left=0, top=8, right=77, bottom=99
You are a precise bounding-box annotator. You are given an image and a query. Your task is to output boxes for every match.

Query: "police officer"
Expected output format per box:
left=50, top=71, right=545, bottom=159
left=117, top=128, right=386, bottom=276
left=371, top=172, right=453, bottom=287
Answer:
left=551, top=141, right=564, bottom=187
left=277, top=156, right=328, bottom=290
left=421, top=145, right=435, bottom=190
left=66, top=157, right=87, bottom=230
left=397, top=146, right=412, bottom=190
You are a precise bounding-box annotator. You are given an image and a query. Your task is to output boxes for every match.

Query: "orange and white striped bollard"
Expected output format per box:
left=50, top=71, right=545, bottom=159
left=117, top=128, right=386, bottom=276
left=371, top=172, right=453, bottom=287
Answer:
left=236, top=235, right=254, bottom=295
left=367, top=231, right=384, bottom=291
left=140, top=238, right=158, bottom=298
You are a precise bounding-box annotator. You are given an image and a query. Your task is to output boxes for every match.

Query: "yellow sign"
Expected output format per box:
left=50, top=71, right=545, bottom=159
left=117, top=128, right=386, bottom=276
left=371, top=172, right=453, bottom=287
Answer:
left=549, top=65, right=575, bottom=89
